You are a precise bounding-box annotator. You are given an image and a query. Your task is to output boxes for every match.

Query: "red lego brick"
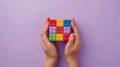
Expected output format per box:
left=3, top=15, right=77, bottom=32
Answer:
left=56, top=27, right=63, bottom=33
left=63, top=34, right=70, bottom=41
left=49, top=20, right=56, bottom=26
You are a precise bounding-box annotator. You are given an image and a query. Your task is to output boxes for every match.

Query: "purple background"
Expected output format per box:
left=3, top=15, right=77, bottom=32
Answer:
left=0, top=0, right=120, bottom=67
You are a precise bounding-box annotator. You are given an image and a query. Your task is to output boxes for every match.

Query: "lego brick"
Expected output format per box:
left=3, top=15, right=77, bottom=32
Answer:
left=64, top=27, right=71, bottom=34
left=56, top=34, right=63, bottom=41
left=49, top=20, right=56, bottom=26
left=64, top=34, right=70, bottom=41
left=64, top=20, right=71, bottom=26
left=56, top=20, right=64, bottom=26
left=49, top=26, right=56, bottom=34
left=49, top=34, right=56, bottom=41
left=56, top=27, right=63, bottom=33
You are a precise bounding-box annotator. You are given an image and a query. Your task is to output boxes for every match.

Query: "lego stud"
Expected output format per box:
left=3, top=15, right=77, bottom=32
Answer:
left=56, top=20, right=64, bottom=26
left=64, top=20, right=71, bottom=26
left=49, top=34, right=56, bottom=41
left=56, top=34, right=63, bottom=41
left=49, top=26, right=56, bottom=34
left=49, top=20, right=56, bottom=26
left=64, top=27, right=71, bottom=34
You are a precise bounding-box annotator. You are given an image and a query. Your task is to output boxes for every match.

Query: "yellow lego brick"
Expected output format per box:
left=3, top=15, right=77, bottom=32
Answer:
left=56, top=20, right=64, bottom=26
left=56, top=34, right=63, bottom=41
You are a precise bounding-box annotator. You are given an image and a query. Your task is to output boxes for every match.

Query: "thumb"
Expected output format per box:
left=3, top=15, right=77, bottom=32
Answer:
left=66, top=33, right=75, bottom=47
left=41, top=32, right=50, bottom=45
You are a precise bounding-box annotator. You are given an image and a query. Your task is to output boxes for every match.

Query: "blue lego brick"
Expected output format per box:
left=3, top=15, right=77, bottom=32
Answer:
left=64, top=20, right=71, bottom=26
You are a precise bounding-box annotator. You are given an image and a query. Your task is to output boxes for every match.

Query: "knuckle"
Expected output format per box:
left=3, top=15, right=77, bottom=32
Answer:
left=78, top=41, right=81, bottom=45
left=78, top=41, right=80, bottom=44
left=69, top=38, right=73, bottom=41
left=40, top=32, right=43, bottom=35
left=42, top=36, right=46, bottom=41
left=77, top=40, right=81, bottom=45
left=53, top=53, right=59, bottom=57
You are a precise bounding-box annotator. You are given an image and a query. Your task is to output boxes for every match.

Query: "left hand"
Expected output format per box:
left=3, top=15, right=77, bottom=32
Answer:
left=41, top=17, right=59, bottom=67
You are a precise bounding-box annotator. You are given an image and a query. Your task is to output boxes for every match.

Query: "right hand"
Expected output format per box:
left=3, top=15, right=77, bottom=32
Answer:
left=64, top=18, right=81, bottom=67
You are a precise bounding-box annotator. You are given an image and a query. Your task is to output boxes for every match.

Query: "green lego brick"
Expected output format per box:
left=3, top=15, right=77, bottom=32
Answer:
left=49, top=34, right=56, bottom=41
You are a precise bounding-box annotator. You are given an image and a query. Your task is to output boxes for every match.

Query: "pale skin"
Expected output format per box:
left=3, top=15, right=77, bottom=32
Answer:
left=41, top=17, right=81, bottom=67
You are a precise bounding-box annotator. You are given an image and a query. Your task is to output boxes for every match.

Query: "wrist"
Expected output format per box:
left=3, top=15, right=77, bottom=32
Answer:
left=44, top=56, right=59, bottom=67
left=47, top=55, right=59, bottom=62
left=47, top=56, right=59, bottom=63
left=66, top=57, right=77, bottom=63
left=66, top=57, right=79, bottom=67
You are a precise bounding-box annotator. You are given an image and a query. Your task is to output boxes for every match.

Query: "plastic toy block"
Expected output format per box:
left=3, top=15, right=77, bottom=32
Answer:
left=56, top=20, right=64, bottom=26
left=48, top=19, right=71, bottom=41
left=49, top=20, right=56, bottom=26
left=56, top=27, right=63, bottom=33
left=56, top=34, right=63, bottom=41
left=49, top=26, right=56, bottom=34
left=49, top=34, right=56, bottom=41
left=64, top=20, right=71, bottom=26
left=64, top=34, right=70, bottom=41
left=64, top=27, right=71, bottom=34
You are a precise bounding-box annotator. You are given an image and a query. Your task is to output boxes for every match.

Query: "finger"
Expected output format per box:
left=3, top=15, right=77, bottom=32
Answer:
left=45, top=17, right=50, bottom=24
left=41, top=39, right=46, bottom=50
left=43, top=19, right=49, bottom=34
left=40, top=32, right=46, bottom=50
left=66, top=33, right=75, bottom=47
left=42, top=19, right=50, bottom=43
left=42, top=18, right=52, bottom=45
left=41, top=32, right=50, bottom=45
left=74, top=39, right=81, bottom=49
left=71, top=18, right=80, bottom=39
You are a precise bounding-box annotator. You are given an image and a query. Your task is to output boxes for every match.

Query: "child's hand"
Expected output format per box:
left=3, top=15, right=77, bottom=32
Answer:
left=41, top=18, right=59, bottom=67
left=64, top=18, right=81, bottom=67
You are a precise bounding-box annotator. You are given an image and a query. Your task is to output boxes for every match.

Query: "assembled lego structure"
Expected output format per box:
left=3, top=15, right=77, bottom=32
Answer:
left=48, top=19, right=71, bottom=41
